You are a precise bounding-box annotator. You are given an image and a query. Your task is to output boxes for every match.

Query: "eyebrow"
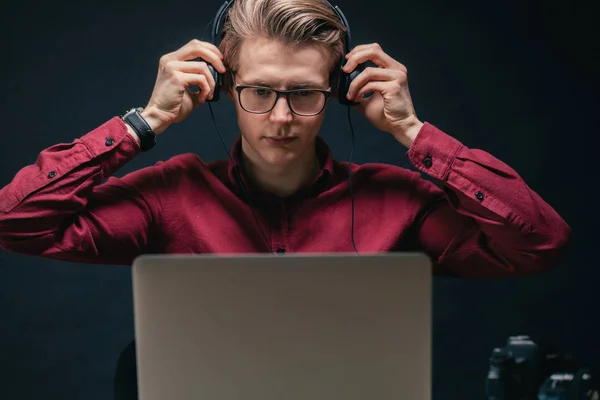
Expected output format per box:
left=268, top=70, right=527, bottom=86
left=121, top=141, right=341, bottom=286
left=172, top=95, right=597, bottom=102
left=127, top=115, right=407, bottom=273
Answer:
left=244, top=80, right=327, bottom=90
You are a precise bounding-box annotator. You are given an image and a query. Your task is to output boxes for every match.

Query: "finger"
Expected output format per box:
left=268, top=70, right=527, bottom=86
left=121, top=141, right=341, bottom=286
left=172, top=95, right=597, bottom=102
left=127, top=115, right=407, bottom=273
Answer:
left=347, top=67, right=404, bottom=100
left=168, top=61, right=216, bottom=95
left=353, top=81, right=398, bottom=102
left=177, top=72, right=211, bottom=105
left=343, top=45, right=402, bottom=73
left=166, top=40, right=227, bottom=73
left=346, top=43, right=377, bottom=58
left=344, top=47, right=397, bottom=72
left=189, top=40, right=224, bottom=59
left=179, top=39, right=224, bottom=59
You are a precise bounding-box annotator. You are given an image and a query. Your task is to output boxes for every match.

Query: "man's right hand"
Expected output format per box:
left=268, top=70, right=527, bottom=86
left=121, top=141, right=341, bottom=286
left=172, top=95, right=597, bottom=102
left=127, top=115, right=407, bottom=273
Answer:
left=140, top=39, right=227, bottom=135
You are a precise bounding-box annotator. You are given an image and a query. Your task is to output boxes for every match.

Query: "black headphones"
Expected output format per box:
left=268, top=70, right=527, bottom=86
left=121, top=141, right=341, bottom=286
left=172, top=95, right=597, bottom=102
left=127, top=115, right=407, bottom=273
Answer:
left=206, top=0, right=365, bottom=106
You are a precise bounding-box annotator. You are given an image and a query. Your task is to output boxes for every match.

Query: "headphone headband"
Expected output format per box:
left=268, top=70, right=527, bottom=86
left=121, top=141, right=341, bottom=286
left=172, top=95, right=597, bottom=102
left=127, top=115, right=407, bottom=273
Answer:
left=328, top=3, right=352, bottom=54
left=212, top=0, right=235, bottom=45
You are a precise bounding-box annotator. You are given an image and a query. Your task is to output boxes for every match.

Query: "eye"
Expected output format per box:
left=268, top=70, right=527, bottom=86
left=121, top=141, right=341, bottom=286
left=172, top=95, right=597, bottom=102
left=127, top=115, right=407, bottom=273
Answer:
left=253, top=89, right=272, bottom=96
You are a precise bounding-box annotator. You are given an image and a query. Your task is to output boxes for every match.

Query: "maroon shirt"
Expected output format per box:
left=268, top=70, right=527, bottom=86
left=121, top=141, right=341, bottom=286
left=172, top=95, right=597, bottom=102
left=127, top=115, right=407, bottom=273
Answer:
left=0, top=117, right=571, bottom=278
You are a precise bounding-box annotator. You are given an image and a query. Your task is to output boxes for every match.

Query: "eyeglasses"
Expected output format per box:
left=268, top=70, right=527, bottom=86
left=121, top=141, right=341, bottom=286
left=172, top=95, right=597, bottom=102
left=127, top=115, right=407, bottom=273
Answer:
left=235, top=85, right=332, bottom=116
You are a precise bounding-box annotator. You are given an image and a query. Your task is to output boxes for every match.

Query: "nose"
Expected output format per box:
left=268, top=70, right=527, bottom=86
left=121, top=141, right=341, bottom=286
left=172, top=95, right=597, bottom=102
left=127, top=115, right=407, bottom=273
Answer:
left=269, top=95, right=293, bottom=123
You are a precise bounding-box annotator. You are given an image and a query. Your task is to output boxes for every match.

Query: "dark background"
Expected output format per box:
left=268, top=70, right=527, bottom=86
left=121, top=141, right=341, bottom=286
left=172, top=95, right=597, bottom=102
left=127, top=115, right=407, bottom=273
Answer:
left=0, top=0, right=598, bottom=398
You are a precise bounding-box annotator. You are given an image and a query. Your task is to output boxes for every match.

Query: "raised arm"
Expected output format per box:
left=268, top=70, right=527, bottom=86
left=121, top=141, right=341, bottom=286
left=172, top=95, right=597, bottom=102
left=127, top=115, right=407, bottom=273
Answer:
left=0, top=118, right=155, bottom=265
left=408, top=123, right=571, bottom=278
left=0, top=39, right=228, bottom=265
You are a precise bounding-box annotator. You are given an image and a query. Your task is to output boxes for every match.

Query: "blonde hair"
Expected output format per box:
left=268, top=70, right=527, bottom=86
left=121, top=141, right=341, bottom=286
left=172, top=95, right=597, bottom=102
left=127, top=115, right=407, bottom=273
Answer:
left=219, top=0, right=346, bottom=91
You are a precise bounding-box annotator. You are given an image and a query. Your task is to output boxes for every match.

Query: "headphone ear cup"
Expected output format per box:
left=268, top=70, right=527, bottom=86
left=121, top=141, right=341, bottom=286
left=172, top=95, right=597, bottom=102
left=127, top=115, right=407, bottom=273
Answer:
left=206, top=63, right=222, bottom=102
left=337, top=62, right=366, bottom=106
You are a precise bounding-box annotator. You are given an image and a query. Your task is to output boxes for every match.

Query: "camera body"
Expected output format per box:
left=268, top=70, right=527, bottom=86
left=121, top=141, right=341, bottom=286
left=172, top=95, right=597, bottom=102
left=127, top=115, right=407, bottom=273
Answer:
left=485, top=335, right=599, bottom=400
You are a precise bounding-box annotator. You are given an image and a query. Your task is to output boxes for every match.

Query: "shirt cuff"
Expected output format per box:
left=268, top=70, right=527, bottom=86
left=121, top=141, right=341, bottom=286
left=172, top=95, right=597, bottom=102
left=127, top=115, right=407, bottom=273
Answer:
left=406, top=122, right=464, bottom=181
left=79, top=117, right=141, bottom=175
left=81, top=116, right=140, bottom=155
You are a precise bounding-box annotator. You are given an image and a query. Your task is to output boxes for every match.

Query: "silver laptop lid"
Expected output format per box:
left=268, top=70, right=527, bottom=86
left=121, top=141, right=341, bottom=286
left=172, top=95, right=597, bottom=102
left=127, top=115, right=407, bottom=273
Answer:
left=132, top=252, right=431, bottom=400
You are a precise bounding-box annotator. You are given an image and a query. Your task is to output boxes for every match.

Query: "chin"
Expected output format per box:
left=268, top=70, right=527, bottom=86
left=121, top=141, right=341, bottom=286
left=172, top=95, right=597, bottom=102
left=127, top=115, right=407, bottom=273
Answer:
left=241, top=133, right=311, bottom=167
left=258, top=149, right=299, bottom=166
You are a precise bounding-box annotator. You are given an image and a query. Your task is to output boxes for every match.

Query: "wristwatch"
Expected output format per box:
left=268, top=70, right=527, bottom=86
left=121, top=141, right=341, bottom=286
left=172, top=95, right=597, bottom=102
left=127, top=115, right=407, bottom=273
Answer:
left=121, top=107, right=156, bottom=152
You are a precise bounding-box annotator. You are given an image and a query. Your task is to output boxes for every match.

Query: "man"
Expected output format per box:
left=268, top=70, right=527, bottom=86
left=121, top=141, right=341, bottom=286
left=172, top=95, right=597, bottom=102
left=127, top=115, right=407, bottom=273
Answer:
left=0, top=0, right=570, bottom=279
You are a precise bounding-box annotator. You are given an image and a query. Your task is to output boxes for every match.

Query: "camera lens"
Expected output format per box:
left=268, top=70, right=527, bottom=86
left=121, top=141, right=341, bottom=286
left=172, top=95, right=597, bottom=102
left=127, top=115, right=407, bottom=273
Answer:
left=490, top=348, right=512, bottom=366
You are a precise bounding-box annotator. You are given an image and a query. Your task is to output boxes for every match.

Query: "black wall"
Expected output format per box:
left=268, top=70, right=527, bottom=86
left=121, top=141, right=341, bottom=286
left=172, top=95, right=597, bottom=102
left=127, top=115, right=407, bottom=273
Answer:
left=0, top=0, right=597, bottom=399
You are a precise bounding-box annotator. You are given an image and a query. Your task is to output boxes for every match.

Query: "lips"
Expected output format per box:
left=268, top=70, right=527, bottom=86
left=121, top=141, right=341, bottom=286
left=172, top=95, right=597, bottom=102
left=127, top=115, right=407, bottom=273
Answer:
left=265, top=137, right=297, bottom=145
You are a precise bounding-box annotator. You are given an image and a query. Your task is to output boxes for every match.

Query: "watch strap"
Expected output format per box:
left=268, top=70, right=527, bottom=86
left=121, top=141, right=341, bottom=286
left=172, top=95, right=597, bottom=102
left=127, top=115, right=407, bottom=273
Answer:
left=121, top=107, right=156, bottom=152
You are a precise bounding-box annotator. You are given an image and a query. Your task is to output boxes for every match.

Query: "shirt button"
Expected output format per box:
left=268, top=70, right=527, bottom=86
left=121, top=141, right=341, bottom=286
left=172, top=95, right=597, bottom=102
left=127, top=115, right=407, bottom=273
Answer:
left=105, top=138, right=114, bottom=146
left=423, top=155, right=433, bottom=168
left=47, top=171, right=56, bottom=179
left=276, top=248, right=286, bottom=255
left=475, top=191, right=484, bottom=201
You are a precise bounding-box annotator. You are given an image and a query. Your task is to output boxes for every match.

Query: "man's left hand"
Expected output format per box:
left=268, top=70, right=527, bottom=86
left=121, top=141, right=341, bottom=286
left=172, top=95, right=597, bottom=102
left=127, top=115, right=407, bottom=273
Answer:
left=343, top=43, right=423, bottom=147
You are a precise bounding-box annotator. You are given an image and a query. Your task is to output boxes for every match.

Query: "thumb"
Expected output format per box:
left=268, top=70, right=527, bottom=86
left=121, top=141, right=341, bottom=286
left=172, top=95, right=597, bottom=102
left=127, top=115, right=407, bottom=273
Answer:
left=352, top=92, right=376, bottom=115
left=353, top=100, right=367, bottom=115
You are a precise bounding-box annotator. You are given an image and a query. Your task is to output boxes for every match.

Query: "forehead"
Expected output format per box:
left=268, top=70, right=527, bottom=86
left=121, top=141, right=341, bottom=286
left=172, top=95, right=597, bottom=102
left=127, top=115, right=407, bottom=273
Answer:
left=236, top=37, right=333, bottom=89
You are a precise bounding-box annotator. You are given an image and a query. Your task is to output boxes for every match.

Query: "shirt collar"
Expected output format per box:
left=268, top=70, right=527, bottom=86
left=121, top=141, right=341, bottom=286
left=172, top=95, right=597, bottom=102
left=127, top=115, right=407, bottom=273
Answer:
left=227, top=135, right=335, bottom=202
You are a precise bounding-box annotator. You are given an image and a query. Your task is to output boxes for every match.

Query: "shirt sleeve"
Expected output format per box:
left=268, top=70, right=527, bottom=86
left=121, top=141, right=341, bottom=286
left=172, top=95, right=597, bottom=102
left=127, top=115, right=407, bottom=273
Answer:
left=406, top=122, right=571, bottom=278
left=0, top=117, right=160, bottom=266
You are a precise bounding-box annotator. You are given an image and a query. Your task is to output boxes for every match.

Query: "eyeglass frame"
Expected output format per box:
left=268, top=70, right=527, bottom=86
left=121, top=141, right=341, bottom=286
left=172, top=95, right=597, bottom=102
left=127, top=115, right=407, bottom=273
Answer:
left=234, top=84, right=333, bottom=117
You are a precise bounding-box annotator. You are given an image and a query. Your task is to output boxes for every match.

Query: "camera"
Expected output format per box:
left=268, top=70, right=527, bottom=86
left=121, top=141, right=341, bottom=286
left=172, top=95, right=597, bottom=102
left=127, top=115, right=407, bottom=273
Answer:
left=485, top=335, right=599, bottom=400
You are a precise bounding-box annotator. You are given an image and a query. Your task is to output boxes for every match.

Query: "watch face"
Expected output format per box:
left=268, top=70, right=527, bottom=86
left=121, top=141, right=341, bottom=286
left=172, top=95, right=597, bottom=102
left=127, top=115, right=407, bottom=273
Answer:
left=122, top=108, right=136, bottom=118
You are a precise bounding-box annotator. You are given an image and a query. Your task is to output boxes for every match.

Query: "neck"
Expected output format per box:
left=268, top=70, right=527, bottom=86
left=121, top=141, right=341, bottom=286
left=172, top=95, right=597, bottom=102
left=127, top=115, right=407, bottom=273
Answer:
left=240, top=138, right=320, bottom=198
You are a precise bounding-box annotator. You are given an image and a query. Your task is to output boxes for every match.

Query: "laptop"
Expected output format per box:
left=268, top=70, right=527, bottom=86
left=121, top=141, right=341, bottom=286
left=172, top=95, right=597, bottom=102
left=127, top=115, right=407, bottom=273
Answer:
left=131, top=252, right=432, bottom=400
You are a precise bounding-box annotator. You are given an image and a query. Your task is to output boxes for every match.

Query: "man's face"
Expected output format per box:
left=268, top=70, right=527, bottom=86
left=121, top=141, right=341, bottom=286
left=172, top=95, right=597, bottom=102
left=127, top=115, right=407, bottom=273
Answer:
left=229, top=37, right=333, bottom=168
